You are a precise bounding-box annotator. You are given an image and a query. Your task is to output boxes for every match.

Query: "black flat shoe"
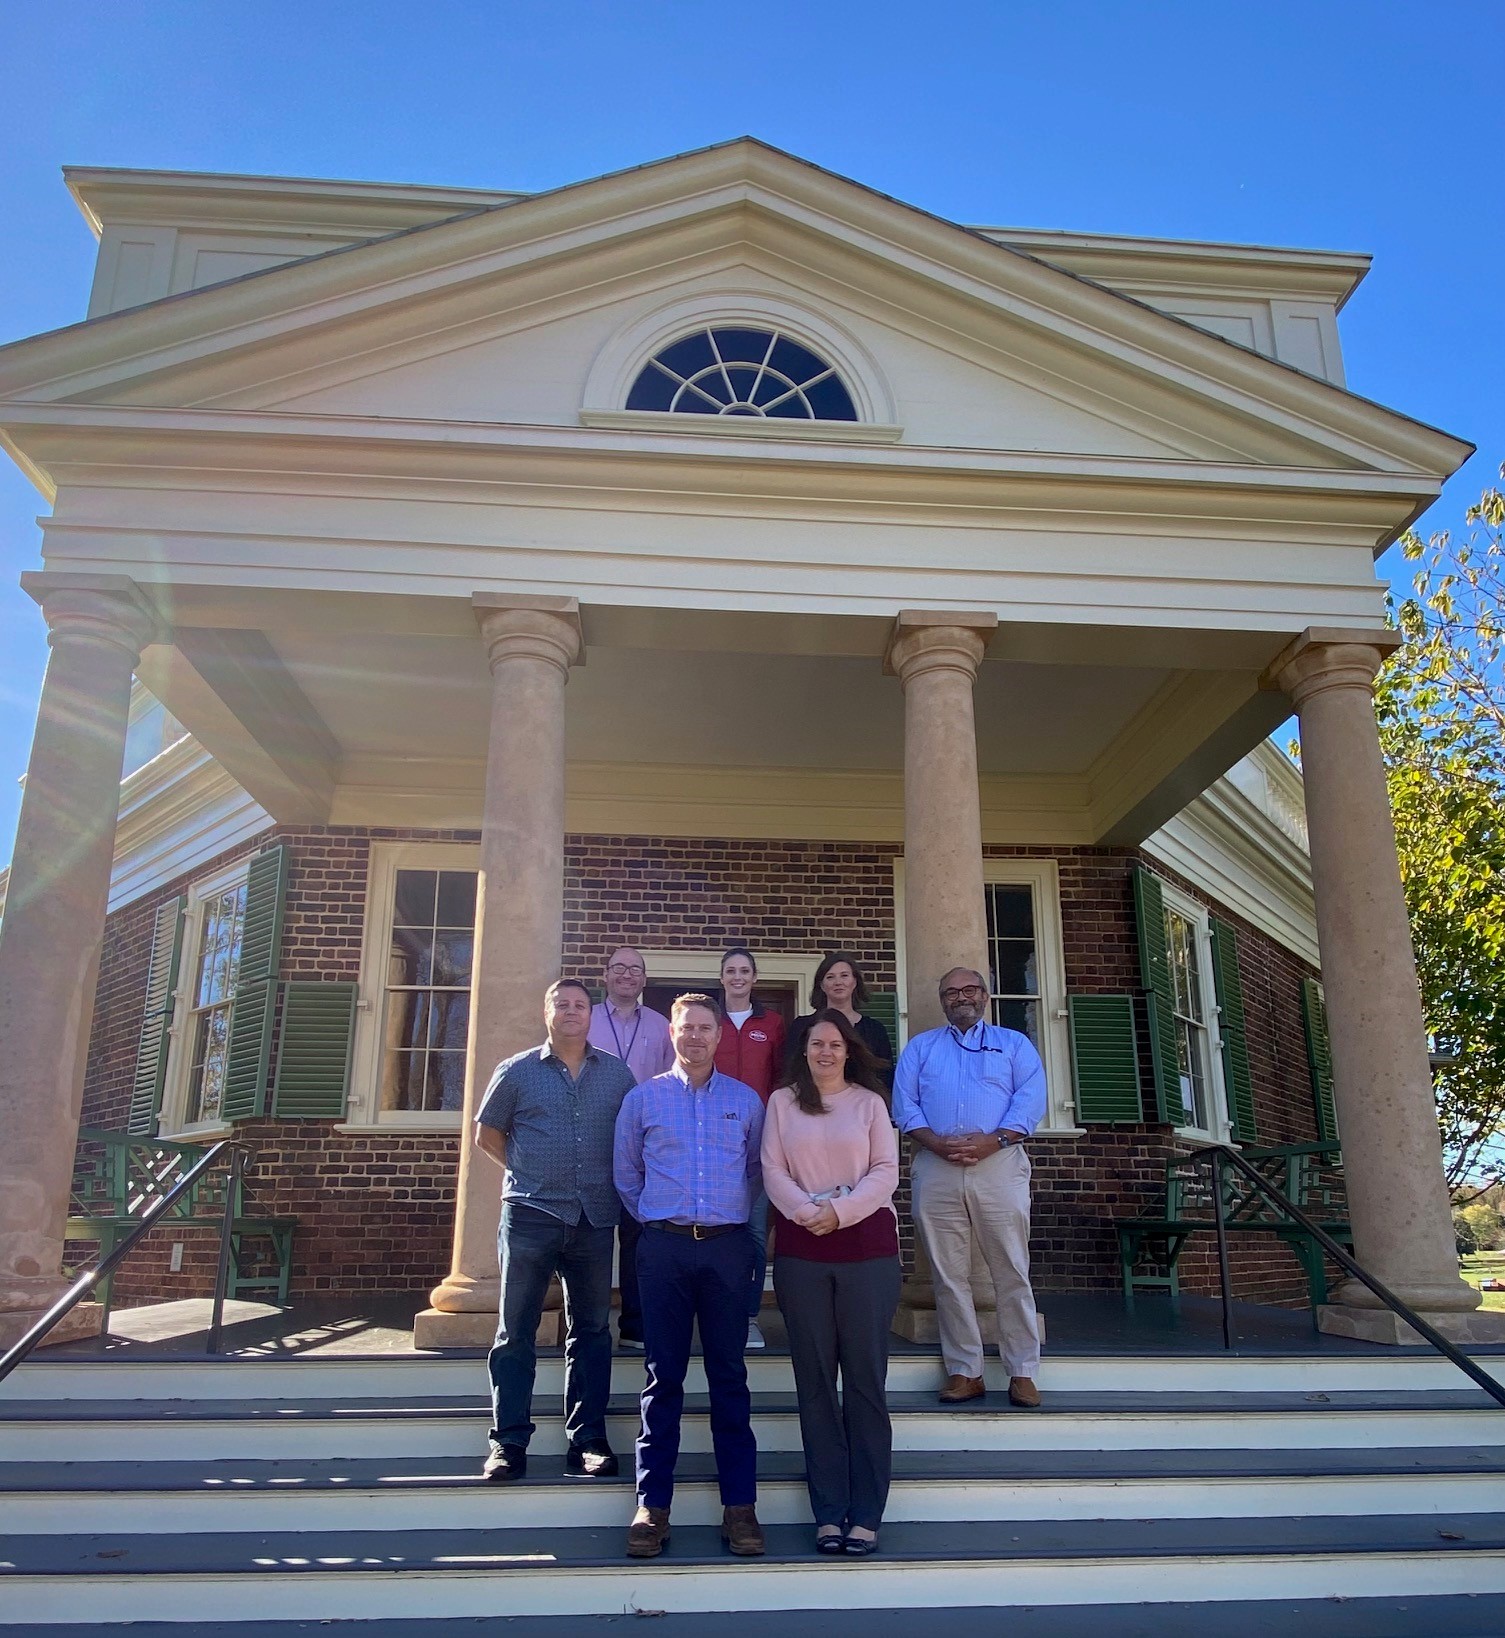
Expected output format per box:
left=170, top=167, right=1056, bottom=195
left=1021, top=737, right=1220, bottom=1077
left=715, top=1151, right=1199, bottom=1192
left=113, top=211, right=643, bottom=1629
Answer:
left=842, top=1532, right=879, bottom=1555
left=482, top=1442, right=527, bottom=1481
left=816, top=1530, right=845, bottom=1555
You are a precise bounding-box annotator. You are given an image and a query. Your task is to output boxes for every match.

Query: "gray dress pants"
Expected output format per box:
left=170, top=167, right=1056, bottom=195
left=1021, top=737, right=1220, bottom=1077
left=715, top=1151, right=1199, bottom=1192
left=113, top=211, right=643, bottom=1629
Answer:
left=773, top=1253, right=902, bottom=1530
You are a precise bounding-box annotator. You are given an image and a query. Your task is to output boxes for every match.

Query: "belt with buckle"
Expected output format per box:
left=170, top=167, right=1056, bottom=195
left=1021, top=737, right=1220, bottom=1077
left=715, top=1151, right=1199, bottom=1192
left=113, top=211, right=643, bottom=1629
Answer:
left=646, top=1220, right=746, bottom=1241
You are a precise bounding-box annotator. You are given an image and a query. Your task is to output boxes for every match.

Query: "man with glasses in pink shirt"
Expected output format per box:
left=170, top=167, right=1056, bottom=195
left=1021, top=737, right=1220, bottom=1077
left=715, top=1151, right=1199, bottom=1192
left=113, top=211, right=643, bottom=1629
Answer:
left=589, top=946, right=675, bottom=1350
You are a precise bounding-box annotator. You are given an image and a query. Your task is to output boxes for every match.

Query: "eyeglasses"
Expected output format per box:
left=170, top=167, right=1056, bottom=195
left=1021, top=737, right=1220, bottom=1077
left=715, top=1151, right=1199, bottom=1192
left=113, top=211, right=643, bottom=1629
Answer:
left=940, top=984, right=986, bottom=1004
left=607, top=963, right=646, bottom=977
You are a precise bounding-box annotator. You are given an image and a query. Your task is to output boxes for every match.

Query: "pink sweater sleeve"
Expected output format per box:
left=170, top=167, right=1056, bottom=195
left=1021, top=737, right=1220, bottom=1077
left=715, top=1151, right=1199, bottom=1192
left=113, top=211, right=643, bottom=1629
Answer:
left=760, top=1090, right=823, bottom=1226
left=831, top=1096, right=899, bottom=1230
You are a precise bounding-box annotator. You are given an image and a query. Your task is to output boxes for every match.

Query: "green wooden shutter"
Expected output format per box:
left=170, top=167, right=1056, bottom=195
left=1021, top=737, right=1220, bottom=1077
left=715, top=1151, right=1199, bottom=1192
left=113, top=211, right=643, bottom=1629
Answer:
left=863, top=991, right=899, bottom=1063
left=273, top=982, right=358, bottom=1118
left=1209, top=917, right=1257, bottom=1143
left=1068, top=994, right=1142, bottom=1123
left=221, top=977, right=277, bottom=1122
left=1301, top=977, right=1338, bottom=1142
left=1132, top=867, right=1187, bottom=1125
left=240, top=845, right=288, bottom=984
left=127, top=896, right=185, bottom=1136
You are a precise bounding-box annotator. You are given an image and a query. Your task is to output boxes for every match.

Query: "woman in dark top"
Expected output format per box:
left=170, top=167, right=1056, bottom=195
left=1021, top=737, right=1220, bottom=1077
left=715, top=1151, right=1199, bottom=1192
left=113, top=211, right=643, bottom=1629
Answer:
left=788, top=951, right=894, bottom=1093
left=763, top=1011, right=900, bottom=1555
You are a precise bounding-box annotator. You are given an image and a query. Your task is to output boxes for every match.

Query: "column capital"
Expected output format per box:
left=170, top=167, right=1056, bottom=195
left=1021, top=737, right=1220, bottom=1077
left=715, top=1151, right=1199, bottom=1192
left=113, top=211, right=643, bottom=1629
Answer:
left=883, top=609, right=997, bottom=684
left=472, top=593, right=583, bottom=677
left=20, top=572, right=161, bottom=660
left=1261, top=625, right=1400, bottom=708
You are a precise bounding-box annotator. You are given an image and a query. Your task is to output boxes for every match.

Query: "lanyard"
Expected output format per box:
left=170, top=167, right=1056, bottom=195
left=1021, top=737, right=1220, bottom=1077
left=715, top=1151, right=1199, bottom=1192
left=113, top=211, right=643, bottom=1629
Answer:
left=604, top=1003, right=643, bottom=1066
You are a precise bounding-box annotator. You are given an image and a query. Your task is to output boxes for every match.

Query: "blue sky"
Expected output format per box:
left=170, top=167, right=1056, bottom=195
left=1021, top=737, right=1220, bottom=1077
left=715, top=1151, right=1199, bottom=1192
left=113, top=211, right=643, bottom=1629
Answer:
left=1, top=0, right=1501, bottom=857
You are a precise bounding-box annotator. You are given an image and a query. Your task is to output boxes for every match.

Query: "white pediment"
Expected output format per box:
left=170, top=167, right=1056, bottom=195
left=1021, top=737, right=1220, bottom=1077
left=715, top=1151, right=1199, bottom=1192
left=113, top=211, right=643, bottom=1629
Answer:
left=0, top=140, right=1468, bottom=482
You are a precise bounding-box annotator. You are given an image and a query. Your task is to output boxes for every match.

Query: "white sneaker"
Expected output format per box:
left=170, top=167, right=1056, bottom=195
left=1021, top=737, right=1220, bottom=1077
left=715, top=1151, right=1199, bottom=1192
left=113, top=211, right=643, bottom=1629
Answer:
left=746, top=1319, right=766, bottom=1349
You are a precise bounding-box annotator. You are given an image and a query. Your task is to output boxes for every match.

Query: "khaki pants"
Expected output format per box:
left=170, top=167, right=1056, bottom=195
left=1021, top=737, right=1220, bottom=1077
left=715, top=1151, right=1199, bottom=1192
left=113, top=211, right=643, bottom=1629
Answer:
left=911, top=1144, right=1041, bottom=1379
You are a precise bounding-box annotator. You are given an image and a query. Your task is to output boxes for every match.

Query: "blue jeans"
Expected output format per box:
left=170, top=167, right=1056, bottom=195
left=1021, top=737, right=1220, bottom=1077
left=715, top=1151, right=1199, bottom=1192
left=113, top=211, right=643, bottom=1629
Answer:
left=488, top=1201, right=615, bottom=1450
left=636, top=1223, right=757, bottom=1509
left=747, top=1185, right=769, bottom=1320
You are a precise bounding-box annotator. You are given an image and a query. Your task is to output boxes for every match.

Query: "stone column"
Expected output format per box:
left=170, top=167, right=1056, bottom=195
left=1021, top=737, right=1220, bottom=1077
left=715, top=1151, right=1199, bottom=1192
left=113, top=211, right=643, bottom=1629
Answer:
left=1267, top=628, right=1500, bottom=1344
left=886, top=610, right=998, bottom=1343
left=413, top=595, right=582, bottom=1349
left=0, top=574, right=158, bottom=1351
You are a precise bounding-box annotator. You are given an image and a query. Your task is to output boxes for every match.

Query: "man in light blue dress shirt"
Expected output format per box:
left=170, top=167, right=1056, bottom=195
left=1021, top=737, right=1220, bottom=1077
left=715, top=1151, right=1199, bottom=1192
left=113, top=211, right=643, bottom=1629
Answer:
left=892, top=966, right=1047, bottom=1407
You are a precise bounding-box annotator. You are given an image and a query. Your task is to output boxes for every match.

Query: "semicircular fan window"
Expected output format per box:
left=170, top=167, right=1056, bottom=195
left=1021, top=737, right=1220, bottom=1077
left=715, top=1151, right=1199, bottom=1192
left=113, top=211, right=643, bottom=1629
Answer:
left=626, top=326, right=858, bottom=421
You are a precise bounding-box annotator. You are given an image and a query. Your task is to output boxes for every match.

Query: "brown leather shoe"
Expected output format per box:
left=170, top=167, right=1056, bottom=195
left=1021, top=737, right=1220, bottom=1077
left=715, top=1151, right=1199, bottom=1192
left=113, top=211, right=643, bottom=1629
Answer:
left=938, top=1373, right=986, bottom=1403
left=1008, top=1376, right=1042, bottom=1407
left=626, top=1504, right=671, bottom=1558
left=722, top=1503, right=766, bottom=1557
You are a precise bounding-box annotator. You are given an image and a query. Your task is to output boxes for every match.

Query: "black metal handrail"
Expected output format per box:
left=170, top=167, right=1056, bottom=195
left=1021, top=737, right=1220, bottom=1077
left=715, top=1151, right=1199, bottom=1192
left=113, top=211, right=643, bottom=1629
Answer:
left=1187, top=1142, right=1505, bottom=1409
left=0, top=1140, right=248, bottom=1383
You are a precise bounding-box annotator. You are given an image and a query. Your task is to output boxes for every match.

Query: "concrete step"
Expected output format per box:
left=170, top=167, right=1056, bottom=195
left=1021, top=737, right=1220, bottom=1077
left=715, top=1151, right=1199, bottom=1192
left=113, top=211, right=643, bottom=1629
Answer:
left=7, top=1348, right=1502, bottom=1403
left=5, top=1514, right=1504, bottom=1624
left=7, top=1603, right=1505, bottom=1638
left=6, top=1446, right=1505, bottom=1533
left=3, top=1388, right=1501, bottom=1460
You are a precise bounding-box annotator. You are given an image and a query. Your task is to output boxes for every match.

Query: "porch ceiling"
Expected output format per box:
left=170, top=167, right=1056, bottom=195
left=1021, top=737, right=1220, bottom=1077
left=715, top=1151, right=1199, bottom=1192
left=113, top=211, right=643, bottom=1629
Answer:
left=266, top=632, right=1170, bottom=777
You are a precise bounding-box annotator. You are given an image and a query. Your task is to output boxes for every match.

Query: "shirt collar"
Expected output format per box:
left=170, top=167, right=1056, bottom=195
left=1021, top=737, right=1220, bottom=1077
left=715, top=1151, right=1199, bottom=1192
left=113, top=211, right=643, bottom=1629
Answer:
left=669, top=1061, right=718, bottom=1092
left=602, top=998, right=641, bottom=1022
left=542, top=1040, right=599, bottom=1067
left=948, top=1018, right=989, bottom=1048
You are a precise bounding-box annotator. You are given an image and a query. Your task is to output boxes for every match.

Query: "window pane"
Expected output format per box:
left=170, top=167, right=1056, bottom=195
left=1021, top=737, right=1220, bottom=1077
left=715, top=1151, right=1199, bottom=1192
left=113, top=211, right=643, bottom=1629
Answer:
left=684, top=368, right=731, bottom=406
left=428, top=929, right=472, bottom=986
left=804, top=373, right=857, bottom=421
left=656, top=331, right=716, bottom=379
left=753, top=369, right=794, bottom=406
left=392, top=870, right=437, bottom=929
left=723, top=365, right=761, bottom=403
left=712, top=327, right=774, bottom=365
left=991, top=942, right=1037, bottom=997
left=386, top=927, right=429, bottom=988
left=380, top=1050, right=428, bottom=1113
left=435, top=870, right=477, bottom=927
left=987, top=887, right=1034, bottom=941
left=427, top=991, right=471, bottom=1052
left=768, top=336, right=826, bottom=384
left=994, top=997, right=1038, bottom=1043
left=765, top=396, right=811, bottom=419
left=427, top=1053, right=468, bottom=1112
left=190, top=1006, right=230, bottom=1122
left=388, top=989, right=427, bottom=1052
left=626, top=365, right=676, bottom=412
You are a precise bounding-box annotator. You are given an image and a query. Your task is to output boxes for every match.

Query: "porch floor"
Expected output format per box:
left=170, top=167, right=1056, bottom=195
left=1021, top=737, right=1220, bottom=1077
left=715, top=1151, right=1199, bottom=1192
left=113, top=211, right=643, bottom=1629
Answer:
left=44, top=1290, right=1504, bottom=1361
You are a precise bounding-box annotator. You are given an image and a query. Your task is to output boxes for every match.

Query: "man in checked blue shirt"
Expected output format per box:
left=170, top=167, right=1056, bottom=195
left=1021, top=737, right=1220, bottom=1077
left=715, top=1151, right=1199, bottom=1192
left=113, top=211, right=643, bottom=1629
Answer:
left=614, top=992, right=766, bottom=1560
left=474, top=979, right=636, bottom=1484
left=892, top=966, right=1048, bottom=1409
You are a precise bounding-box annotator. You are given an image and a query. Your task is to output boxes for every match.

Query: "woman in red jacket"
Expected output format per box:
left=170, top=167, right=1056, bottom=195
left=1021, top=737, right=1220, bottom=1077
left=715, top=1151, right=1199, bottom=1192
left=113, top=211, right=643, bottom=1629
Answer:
left=715, top=946, right=786, bottom=1348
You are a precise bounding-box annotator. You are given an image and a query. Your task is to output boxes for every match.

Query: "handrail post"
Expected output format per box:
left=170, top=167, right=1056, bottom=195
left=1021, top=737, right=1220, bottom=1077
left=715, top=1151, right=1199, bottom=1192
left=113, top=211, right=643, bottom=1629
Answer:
left=206, top=1146, right=244, bottom=1356
left=1211, top=1149, right=1234, bottom=1351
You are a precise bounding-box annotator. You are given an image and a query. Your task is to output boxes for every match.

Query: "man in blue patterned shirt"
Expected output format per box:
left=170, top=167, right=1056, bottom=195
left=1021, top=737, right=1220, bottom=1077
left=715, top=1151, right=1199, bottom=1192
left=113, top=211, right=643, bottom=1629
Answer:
left=892, top=965, right=1048, bottom=1410
left=614, top=993, right=766, bottom=1560
left=474, top=978, right=636, bottom=1483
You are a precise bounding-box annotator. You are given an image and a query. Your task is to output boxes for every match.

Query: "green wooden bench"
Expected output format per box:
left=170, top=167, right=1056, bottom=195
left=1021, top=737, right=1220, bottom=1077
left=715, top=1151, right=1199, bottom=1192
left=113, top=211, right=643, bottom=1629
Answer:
left=67, top=1128, right=296, bottom=1329
left=1113, top=1142, right=1351, bottom=1317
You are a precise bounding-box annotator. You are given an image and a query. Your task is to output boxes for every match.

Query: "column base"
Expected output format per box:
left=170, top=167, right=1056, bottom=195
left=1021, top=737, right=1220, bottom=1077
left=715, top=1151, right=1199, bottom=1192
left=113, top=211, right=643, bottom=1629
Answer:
left=1317, top=1303, right=1505, bottom=1346
left=412, top=1307, right=563, bottom=1350
left=893, top=1301, right=1045, bottom=1348
left=0, top=1300, right=103, bottom=1354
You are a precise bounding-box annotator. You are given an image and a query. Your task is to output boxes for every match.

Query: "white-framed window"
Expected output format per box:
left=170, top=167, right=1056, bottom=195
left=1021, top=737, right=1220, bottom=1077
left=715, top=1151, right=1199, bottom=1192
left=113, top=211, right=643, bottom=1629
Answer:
left=893, top=857, right=1077, bottom=1133
left=345, top=842, right=481, bottom=1131
left=1159, top=881, right=1231, bottom=1142
left=158, top=857, right=253, bottom=1138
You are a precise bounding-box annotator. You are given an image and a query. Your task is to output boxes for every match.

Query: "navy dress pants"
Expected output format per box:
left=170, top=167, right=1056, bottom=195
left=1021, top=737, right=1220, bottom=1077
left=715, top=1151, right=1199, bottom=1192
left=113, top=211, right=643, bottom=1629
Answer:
left=635, top=1223, right=757, bottom=1509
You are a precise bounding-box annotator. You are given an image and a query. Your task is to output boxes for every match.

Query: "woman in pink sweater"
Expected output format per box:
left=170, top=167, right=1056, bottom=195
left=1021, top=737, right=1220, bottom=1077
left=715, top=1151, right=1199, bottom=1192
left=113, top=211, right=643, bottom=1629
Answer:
left=762, top=1008, right=900, bottom=1555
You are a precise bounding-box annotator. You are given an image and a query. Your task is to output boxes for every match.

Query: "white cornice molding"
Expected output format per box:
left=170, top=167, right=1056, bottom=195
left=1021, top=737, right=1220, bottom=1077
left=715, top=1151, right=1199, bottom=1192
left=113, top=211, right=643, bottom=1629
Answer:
left=109, top=739, right=272, bottom=909
left=1, top=143, right=1468, bottom=480
left=1, top=401, right=1449, bottom=522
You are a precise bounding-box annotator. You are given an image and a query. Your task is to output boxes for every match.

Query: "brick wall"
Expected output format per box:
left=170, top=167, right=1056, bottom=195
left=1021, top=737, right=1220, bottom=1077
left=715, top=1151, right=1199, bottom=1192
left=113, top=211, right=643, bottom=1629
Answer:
left=78, top=827, right=1328, bottom=1312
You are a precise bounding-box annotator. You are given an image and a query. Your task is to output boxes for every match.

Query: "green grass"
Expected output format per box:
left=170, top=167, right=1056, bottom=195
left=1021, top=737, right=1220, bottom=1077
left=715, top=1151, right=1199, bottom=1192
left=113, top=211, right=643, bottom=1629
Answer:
left=1461, top=1251, right=1505, bottom=1310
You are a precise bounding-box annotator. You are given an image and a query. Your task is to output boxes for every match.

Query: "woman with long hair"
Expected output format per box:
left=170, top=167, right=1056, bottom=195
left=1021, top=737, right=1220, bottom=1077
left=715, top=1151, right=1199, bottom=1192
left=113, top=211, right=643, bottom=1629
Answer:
left=788, top=952, right=894, bottom=1092
left=762, top=1009, right=901, bottom=1556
